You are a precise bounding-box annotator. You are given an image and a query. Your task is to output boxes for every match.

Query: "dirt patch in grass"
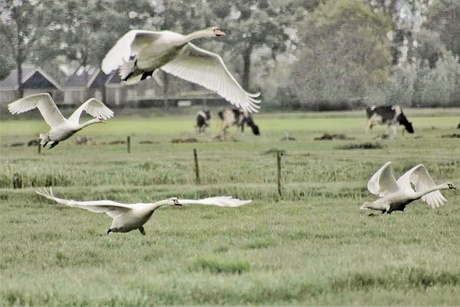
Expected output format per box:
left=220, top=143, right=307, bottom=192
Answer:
left=314, top=133, right=355, bottom=141
left=171, top=138, right=199, bottom=143
left=211, top=134, right=239, bottom=142
left=336, top=142, right=384, bottom=150
left=261, top=148, right=286, bottom=155
left=441, top=133, right=460, bottom=138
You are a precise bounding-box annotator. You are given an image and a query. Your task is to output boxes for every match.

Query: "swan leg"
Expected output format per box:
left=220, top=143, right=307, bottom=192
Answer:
left=139, top=226, right=146, bottom=235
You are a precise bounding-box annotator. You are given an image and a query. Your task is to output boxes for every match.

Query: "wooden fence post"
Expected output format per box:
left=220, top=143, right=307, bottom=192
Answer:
left=127, top=136, right=131, bottom=153
left=277, top=151, right=283, bottom=196
left=193, top=148, right=200, bottom=184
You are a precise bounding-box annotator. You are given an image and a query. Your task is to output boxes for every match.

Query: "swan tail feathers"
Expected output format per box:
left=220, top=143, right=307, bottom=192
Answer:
left=119, top=60, right=146, bottom=85
left=119, top=60, right=136, bottom=81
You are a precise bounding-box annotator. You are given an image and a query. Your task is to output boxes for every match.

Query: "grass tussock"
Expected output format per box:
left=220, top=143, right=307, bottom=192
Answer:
left=332, top=267, right=460, bottom=291
left=189, top=256, right=250, bottom=275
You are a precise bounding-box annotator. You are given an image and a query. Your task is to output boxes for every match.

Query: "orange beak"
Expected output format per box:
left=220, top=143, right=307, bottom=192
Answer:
left=214, top=29, right=225, bottom=37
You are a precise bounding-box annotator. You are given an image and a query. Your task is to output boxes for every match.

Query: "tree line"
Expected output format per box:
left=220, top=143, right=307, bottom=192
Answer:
left=1, top=0, right=459, bottom=109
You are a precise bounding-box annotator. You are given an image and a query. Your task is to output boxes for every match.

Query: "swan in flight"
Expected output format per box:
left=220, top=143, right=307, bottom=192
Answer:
left=8, top=93, right=114, bottom=148
left=360, top=161, right=456, bottom=214
left=101, top=26, right=261, bottom=113
left=36, top=187, right=252, bottom=235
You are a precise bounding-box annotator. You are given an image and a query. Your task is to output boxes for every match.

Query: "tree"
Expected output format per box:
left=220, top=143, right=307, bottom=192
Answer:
left=0, top=0, right=58, bottom=97
left=412, top=52, right=460, bottom=106
left=366, top=0, right=431, bottom=65
left=208, top=0, right=304, bottom=91
left=291, top=0, right=392, bottom=109
left=414, top=29, right=447, bottom=69
left=424, top=0, right=460, bottom=60
left=0, top=35, right=14, bottom=81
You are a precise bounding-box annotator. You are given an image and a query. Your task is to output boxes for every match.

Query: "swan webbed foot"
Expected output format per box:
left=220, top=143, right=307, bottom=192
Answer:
left=139, top=226, right=146, bottom=235
left=107, top=229, right=112, bottom=235
left=49, top=141, right=59, bottom=149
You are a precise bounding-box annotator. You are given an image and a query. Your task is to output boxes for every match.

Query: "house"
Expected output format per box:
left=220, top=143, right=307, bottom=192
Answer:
left=0, top=64, right=63, bottom=106
left=0, top=64, right=227, bottom=108
left=104, top=72, right=127, bottom=106
left=64, top=67, right=125, bottom=106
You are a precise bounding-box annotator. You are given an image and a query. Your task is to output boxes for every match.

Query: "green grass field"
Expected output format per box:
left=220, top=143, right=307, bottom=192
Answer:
left=1, top=109, right=459, bottom=305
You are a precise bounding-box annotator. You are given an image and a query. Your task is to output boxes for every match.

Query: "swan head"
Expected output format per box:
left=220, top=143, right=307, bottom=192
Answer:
left=209, top=27, right=225, bottom=37
left=360, top=201, right=387, bottom=212
left=445, top=182, right=456, bottom=190
left=360, top=202, right=373, bottom=210
left=98, top=116, right=106, bottom=124
left=170, top=197, right=182, bottom=206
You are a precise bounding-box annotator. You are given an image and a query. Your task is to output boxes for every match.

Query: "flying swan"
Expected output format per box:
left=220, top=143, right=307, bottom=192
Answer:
left=360, top=161, right=456, bottom=214
left=36, top=187, right=252, bottom=235
left=8, top=93, right=114, bottom=148
left=101, top=26, right=261, bottom=113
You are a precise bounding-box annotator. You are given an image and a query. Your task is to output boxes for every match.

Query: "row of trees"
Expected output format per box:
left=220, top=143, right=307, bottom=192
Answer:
left=1, top=0, right=459, bottom=109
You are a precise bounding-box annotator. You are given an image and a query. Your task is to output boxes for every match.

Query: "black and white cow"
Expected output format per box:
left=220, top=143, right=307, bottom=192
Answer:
left=195, top=109, right=211, bottom=134
left=366, top=105, right=414, bottom=136
left=218, top=108, right=260, bottom=136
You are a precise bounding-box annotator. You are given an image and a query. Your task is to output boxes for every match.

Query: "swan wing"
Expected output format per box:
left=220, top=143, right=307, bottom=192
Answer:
left=101, top=30, right=163, bottom=74
left=367, top=161, right=400, bottom=196
left=161, top=43, right=261, bottom=113
left=178, top=196, right=252, bottom=207
left=36, top=187, right=133, bottom=218
left=68, top=98, right=114, bottom=124
left=399, top=164, right=447, bottom=208
left=8, top=93, right=66, bottom=128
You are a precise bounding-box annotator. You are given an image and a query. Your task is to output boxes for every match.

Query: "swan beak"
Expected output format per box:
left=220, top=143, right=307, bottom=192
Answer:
left=98, top=117, right=106, bottom=124
left=214, top=29, right=225, bottom=37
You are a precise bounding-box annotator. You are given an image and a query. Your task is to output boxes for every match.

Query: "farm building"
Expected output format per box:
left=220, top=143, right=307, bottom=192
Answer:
left=64, top=68, right=110, bottom=105
left=0, top=64, right=63, bottom=106
left=1, top=64, right=226, bottom=108
left=63, top=67, right=221, bottom=107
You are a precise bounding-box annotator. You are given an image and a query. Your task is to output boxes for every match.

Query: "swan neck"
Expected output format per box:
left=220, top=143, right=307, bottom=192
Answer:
left=415, top=184, right=446, bottom=198
left=147, top=199, right=172, bottom=211
left=80, top=118, right=100, bottom=129
left=183, top=30, right=209, bottom=43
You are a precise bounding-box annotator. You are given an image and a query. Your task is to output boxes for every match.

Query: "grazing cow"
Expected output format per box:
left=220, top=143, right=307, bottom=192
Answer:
left=366, top=105, right=414, bottom=136
left=218, top=108, right=260, bottom=136
left=195, top=109, right=211, bottom=134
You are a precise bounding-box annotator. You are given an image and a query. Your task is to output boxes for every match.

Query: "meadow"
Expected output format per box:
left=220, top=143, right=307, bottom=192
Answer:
left=0, top=108, right=459, bottom=306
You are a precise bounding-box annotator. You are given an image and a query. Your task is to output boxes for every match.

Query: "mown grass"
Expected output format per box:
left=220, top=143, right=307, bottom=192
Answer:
left=0, top=109, right=459, bottom=305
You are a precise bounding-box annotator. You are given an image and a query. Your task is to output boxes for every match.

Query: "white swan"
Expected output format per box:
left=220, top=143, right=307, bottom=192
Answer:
left=360, top=161, right=456, bottom=214
left=101, top=26, right=261, bottom=113
left=8, top=93, right=114, bottom=148
left=36, top=187, right=252, bottom=235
